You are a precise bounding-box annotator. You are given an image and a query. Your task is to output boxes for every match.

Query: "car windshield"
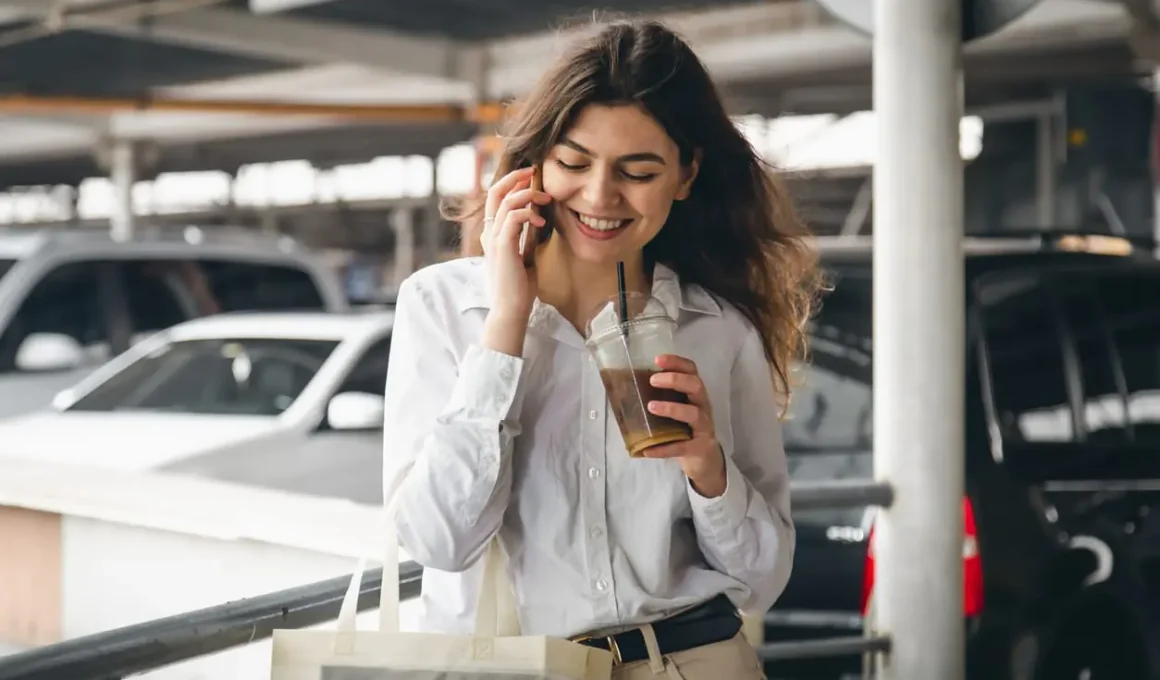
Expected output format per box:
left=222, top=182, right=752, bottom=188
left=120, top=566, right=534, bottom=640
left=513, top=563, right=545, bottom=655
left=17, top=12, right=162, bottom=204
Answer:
left=66, top=337, right=340, bottom=416
left=783, top=273, right=874, bottom=528
left=784, top=330, right=873, bottom=452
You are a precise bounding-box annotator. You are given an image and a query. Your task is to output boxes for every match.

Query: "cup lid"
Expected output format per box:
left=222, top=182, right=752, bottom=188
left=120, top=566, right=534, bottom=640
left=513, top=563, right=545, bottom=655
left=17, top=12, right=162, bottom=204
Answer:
left=585, top=291, right=673, bottom=341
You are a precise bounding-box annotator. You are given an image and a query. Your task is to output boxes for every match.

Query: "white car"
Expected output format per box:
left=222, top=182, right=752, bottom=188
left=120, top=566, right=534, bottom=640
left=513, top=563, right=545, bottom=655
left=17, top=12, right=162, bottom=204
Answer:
left=0, top=311, right=392, bottom=500
left=0, top=225, right=347, bottom=420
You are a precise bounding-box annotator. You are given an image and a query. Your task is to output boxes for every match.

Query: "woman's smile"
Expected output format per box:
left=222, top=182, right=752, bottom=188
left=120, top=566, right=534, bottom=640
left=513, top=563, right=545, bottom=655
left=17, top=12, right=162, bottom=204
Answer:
left=567, top=208, right=635, bottom=241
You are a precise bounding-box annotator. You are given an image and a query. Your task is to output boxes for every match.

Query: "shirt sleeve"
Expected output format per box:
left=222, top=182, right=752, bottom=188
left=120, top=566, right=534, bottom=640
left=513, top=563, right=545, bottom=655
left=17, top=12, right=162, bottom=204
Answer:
left=686, top=326, right=796, bottom=614
left=382, top=275, right=526, bottom=573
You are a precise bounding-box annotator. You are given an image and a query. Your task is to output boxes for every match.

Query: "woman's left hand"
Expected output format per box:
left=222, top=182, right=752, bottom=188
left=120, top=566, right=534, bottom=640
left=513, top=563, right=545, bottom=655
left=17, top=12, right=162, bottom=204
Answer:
left=646, top=354, right=728, bottom=498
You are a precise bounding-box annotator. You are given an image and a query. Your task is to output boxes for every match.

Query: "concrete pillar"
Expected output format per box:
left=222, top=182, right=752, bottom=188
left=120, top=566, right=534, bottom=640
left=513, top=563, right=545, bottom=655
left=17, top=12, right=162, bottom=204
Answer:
left=872, top=1, right=966, bottom=679
left=425, top=160, right=443, bottom=265
left=392, top=207, right=416, bottom=287
left=109, top=140, right=136, bottom=242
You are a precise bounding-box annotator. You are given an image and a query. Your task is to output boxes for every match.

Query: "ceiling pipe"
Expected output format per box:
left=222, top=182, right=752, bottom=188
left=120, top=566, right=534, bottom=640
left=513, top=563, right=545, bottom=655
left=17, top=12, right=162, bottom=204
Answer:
left=0, top=95, right=506, bottom=123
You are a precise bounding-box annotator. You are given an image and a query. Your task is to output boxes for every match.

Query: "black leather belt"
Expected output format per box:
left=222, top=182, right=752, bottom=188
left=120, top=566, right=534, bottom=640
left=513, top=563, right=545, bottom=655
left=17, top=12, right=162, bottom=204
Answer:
left=574, top=594, right=742, bottom=665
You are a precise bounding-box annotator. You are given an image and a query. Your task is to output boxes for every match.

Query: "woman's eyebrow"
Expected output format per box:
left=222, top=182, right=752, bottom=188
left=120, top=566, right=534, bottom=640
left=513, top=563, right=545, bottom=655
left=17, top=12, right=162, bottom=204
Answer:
left=560, top=137, right=668, bottom=165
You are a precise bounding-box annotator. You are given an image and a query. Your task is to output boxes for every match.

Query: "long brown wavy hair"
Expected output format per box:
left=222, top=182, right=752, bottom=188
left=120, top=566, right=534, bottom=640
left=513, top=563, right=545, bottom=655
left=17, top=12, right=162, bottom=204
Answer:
left=445, top=18, right=824, bottom=410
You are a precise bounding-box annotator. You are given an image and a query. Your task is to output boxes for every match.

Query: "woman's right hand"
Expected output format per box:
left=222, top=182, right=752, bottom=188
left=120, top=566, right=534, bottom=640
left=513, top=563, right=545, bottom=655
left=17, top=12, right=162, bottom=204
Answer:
left=480, top=166, right=551, bottom=323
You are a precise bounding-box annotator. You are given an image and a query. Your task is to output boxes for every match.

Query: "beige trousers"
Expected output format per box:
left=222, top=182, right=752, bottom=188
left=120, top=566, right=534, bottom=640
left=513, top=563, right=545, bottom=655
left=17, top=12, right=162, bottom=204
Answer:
left=610, top=629, right=766, bottom=680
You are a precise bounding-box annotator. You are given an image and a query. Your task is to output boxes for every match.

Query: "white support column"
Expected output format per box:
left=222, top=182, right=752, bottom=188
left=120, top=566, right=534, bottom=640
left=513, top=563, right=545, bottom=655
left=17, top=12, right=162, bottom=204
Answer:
left=109, top=140, right=136, bottom=243
left=392, top=207, right=416, bottom=288
left=872, top=1, right=966, bottom=679
left=425, top=161, right=443, bottom=265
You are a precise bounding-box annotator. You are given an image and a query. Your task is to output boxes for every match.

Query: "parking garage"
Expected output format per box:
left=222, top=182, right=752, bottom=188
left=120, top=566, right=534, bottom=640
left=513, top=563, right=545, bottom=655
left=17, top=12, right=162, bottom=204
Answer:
left=0, top=1, right=1158, bottom=679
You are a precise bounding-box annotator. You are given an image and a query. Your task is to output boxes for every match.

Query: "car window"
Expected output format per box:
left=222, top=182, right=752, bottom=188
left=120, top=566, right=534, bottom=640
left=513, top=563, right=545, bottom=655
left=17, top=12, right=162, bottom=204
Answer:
left=982, top=268, right=1160, bottom=445
left=119, top=262, right=191, bottom=340
left=1069, top=271, right=1160, bottom=442
left=335, top=335, right=391, bottom=396
left=979, top=278, right=1071, bottom=442
left=66, top=337, right=339, bottom=415
left=784, top=275, right=874, bottom=528
left=0, top=262, right=109, bottom=374
left=198, top=260, right=326, bottom=312
left=1056, top=281, right=1121, bottom=442
left=784, top=343, right=872, bottom=452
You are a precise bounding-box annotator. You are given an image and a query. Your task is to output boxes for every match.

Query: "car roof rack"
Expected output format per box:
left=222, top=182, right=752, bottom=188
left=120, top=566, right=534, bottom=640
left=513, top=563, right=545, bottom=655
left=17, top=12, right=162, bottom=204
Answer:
left=811, top=229, right=1154, bottom=257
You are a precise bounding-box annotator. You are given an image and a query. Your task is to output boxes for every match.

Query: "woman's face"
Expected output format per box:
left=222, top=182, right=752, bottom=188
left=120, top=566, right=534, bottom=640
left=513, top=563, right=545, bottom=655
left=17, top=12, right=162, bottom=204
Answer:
left=541, top=103, right=697, bottom=266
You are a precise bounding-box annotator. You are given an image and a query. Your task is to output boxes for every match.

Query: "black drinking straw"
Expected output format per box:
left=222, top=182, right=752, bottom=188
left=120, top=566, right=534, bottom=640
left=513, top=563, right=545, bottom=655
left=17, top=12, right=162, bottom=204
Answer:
left=616, top=261, right=629, bottom=338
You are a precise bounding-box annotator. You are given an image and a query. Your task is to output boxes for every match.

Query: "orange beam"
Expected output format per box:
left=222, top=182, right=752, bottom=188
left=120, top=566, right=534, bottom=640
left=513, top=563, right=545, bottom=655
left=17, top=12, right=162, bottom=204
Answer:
left=0, top=95, right=510, bottom=124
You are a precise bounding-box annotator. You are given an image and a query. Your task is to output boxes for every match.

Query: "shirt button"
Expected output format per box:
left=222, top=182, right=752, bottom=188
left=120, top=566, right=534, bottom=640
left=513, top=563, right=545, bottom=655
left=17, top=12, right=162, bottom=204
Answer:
left=595, top=578, right=609, bottom=592
left=591, top=525, right=604, bottom=538
left=588, top=467, right=601, bottom=479
left=588, top=410, right=597, bottom=420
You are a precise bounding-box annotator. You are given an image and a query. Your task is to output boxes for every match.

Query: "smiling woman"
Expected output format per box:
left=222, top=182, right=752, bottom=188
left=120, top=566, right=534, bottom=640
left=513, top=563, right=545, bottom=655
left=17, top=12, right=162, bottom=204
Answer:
left=445, top=20, right=822, bottom=398
left=388, top=18, right=823, bottom=680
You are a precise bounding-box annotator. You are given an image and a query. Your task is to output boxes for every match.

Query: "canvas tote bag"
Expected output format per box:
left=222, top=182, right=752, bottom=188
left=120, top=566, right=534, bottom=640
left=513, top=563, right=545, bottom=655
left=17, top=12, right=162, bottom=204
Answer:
left=269, top=492, right=614, bottom=679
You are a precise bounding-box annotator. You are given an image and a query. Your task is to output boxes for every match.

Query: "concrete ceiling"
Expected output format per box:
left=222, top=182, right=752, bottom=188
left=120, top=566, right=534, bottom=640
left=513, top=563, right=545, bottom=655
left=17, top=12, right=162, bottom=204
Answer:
left=0, top=0, right=1148, bottom=189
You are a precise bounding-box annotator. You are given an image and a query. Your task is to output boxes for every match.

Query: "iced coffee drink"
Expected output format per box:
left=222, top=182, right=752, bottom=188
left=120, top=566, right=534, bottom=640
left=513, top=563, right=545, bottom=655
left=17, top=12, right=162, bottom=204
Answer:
left=586, top=293, right=693, bottom=457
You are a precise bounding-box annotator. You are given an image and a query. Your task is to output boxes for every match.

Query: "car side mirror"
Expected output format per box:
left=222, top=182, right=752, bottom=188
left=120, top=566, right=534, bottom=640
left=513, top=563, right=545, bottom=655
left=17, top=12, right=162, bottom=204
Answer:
left=15, top=333, right=84, bottom=373
left=327, top=392, right=384, bottom=431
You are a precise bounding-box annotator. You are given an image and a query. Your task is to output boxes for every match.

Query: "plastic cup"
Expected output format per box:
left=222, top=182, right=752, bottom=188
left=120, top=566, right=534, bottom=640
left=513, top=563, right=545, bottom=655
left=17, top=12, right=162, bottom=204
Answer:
left=585, top=292, right=693, bottom=458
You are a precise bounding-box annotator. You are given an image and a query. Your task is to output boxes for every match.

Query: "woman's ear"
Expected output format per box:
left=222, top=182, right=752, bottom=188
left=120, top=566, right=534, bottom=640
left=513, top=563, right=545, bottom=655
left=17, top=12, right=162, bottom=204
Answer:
left=675, top=149, right=702, bottom=201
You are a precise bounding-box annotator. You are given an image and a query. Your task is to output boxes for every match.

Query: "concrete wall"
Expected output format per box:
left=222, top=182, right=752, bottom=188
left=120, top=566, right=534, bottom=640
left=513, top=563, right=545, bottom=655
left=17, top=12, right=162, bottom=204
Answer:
left=0, top=506, right=60, bottom=650
left=61, top=516, right=420, bottom=680
left=0, top=458, right=420, bottom=678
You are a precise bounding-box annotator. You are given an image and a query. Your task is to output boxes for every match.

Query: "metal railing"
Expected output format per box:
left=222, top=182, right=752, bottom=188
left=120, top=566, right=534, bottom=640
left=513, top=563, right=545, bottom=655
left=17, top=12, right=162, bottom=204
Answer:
left=756, top=480, right=894, bottom=668
left=0, top=481, right=892, bottom=680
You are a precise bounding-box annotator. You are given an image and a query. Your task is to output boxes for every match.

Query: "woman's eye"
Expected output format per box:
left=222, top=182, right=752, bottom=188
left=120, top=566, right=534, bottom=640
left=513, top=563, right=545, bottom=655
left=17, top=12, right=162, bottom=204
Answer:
left=555, top=160, right=587, bottom=171
left=622, top=170, right=658, bottom=182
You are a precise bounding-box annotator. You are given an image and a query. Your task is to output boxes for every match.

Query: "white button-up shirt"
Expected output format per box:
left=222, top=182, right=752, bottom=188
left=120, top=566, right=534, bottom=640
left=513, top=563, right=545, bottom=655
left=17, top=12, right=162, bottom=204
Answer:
left=383, top=257, right=794, bottom=639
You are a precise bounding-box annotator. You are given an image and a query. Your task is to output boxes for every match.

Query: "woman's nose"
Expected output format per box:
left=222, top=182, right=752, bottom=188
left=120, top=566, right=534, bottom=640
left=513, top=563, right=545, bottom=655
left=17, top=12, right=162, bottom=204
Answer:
left=582, top=174, right=620, bottom=208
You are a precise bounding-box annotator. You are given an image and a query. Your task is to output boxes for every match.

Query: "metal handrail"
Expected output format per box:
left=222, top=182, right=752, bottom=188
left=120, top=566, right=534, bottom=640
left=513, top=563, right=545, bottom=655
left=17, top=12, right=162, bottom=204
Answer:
left=758, top=634, right=892, bottom=661
left=791, top=479, right=893, bottom=511
left=0, top=562, right=423, bottom=680
left=0, top=480, right=894, bottom=679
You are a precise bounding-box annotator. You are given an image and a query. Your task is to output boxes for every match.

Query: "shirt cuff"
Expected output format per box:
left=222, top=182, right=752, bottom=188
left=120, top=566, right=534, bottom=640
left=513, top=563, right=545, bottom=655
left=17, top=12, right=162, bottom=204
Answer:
left=446, top=344, right=525, bottom=423
left=687, top=453, right=749, bottom=539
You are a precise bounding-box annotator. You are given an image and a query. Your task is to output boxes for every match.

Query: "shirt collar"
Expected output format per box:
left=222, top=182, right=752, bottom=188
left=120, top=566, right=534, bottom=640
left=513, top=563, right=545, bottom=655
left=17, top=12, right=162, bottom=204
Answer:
left=456, top=259, right=722, bottom=338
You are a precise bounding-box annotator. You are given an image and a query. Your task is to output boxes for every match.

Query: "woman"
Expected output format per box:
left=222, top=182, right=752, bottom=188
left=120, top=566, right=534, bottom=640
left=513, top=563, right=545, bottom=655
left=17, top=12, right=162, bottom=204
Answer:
left=382, top=18, right=822, bottom=680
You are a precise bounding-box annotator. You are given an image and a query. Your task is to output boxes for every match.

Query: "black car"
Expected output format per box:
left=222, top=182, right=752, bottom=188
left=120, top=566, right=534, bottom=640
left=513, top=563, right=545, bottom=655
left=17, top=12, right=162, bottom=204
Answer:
left=764, top=233, right=1160, bottom=680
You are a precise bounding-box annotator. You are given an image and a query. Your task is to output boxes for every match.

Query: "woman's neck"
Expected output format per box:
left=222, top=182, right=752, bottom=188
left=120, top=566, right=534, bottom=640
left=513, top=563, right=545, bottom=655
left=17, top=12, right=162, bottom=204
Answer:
left=534, top=238, right=650, bottom=332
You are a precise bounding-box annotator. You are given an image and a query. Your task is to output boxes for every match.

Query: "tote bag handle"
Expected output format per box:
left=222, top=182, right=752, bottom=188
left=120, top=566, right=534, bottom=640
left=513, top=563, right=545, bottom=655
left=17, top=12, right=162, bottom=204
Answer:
left=335, top=474, right=521, bottom=641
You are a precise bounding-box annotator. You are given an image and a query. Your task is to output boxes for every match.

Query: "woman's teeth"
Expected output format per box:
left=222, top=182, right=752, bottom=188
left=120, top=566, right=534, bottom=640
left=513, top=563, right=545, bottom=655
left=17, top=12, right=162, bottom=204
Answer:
left=577, top=213, right=628, bottom=231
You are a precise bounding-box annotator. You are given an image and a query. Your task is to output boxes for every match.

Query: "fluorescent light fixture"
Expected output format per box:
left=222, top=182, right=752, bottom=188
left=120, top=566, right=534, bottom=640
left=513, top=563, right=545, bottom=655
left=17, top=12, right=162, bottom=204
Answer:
left=248, top=0, right=335, bottom=14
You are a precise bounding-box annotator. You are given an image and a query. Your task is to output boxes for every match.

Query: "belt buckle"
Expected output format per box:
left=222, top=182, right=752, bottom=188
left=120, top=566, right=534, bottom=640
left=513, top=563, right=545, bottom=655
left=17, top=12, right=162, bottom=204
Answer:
left=605, top=635, right=623, bottom=666
left=572, top=633, right=623, bottom=665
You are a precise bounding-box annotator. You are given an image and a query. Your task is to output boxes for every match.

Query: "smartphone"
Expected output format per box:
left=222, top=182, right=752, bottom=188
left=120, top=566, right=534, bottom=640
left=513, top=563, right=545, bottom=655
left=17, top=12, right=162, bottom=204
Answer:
left=519, top=164, right=550, bottom=267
